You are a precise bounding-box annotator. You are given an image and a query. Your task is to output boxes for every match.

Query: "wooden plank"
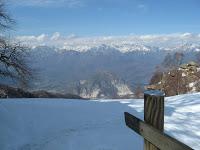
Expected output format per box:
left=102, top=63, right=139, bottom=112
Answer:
left=124, top=112, right=194, bottom=150
left=144, top=90, right=165, bottom=150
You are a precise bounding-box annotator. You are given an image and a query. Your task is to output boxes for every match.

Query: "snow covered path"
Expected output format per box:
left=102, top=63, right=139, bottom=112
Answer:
left=0, top=93, right=200, bottom=150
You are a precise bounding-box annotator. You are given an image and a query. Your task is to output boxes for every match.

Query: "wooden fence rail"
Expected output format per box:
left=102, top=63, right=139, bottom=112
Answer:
left=124, top=90, right=193, bottom=150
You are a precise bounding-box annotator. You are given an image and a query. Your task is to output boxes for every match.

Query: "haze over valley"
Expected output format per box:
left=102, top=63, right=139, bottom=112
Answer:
left=13, top=33, right=200, bottom=98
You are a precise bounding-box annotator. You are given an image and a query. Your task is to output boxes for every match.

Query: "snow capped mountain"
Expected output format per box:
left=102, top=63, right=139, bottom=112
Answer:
left=110, top=43, right=152, bottom=53
left=29, top=43, right=200, bottom=55
left=86, top=44, right=120, bottom=54
left=61, top=43, right=157, bottom=54
left=15, top=32, right=200, bottom=53
left=170, top=43, right=200, bottom=52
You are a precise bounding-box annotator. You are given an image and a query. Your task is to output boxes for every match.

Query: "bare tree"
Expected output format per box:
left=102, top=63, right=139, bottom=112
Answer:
left=0, top=40, right=33, bottom=87
left=0, top=1, right=34, bottom=88
left=0, top=1, right=15, bottom=30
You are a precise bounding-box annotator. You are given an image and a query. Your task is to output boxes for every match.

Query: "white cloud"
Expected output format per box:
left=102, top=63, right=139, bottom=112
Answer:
left=37, top=34, right=48, bottom=42
left=180, top=32, right=194, bottom=38
left=67, top=33, right=77, bottom=39
left=15, top=32, right=200, bottom=50
left=9, top=0, right=84, bottom=8
left=15, top=34, right=48, bottom=46
left=51, top=32, right=61, bottom=41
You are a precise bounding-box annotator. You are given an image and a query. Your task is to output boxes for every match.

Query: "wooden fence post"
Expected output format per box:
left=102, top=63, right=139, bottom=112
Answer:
left=144, top=90, right=165, bottom=150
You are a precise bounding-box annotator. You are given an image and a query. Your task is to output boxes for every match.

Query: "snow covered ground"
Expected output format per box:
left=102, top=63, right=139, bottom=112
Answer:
left=0, top=93, right=200, bottom=150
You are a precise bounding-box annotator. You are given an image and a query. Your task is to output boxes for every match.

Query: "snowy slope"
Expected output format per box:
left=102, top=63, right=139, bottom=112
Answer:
left=0, top=93, right=200, bottom=150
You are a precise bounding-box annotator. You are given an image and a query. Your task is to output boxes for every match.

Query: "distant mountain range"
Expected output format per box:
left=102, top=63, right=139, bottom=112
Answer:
left=1, top=40, right=189, bottom=98
left=9, top=33, right=200, bottom=98
left=16, top=32, right=200, bottom=52
left=15, top=43, right=200, bottom=98
left=29, top=45, right=166, bottom=93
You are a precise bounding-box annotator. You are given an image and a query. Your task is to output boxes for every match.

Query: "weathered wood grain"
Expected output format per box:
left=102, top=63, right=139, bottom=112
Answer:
left=124, top=112, right=193, bottom=150
left=144, top=90, right=165, bottom=150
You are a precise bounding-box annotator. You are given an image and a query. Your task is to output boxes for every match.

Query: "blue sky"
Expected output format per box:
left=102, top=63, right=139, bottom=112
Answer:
left=7, top=0, right=200, bottom=36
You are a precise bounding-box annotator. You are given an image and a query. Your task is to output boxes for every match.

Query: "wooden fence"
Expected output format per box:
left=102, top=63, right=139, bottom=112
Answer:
left=124, top=90, right=194, bottom=150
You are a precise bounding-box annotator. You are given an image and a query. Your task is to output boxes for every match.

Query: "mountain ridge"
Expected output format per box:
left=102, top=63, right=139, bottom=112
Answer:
left=12, top=42, right=200, bottom=99
left=29, top=43, right=200, bottom=55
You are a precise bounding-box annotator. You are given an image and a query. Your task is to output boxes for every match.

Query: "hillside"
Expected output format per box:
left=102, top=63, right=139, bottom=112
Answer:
left=147, top=61, right=200, bottom=96
left=27, top=44, right=200, bottom=97
left=0, top=84, right=82, bottom=99
left=29, top=45, right=167, bottom=94
left=67, top=71, right=134, bottom=99
left=2, top=43, right=200, bottom=98
left=0, top=93, right=200, bottom=149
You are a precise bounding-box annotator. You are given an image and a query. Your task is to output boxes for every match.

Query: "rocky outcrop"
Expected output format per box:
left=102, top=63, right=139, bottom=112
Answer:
left=146, top=61, right=200, bottom=96
left=68, top=72, right=134, bottom=99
